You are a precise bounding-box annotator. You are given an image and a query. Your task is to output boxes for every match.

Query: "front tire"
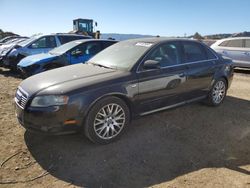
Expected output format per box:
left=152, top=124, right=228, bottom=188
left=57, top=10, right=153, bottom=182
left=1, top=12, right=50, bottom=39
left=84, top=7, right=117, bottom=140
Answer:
left=207, top=78, right=227, bottom=106
left=84, top=96, right=130, bottom=144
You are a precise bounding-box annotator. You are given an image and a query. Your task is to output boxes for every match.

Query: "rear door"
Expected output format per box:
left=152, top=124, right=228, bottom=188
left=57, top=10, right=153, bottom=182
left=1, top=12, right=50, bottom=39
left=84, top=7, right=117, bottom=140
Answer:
left=181, top=41, right=219, bottom=99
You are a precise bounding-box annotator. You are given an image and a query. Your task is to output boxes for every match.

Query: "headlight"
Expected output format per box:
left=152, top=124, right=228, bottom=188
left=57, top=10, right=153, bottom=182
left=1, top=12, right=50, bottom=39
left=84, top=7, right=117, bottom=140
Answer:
left=30, top=95, right=69, bottom=107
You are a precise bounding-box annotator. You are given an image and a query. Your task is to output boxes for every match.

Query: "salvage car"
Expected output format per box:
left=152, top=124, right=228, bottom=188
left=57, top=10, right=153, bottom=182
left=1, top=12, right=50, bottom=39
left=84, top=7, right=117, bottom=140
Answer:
left=211, top=37, right=250, bottom=68
left=15, top=38, right=234, bottom=144
left=0, top=37, right=28, bottom=64
left=0, top=36, right=22, bottom=46
left=17, top=39, right=117, bottom=77
left=3, top=33, right=91, bottom=70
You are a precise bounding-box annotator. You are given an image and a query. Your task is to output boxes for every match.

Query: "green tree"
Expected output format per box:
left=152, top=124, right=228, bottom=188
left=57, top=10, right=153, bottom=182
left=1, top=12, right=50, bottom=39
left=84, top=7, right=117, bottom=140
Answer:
left=193, top=32, right=203, bottom=40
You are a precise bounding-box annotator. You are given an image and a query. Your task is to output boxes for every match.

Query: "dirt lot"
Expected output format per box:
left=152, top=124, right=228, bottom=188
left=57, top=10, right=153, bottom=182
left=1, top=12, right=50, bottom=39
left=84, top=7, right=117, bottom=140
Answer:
left=0, top=68, right=249, bottom=188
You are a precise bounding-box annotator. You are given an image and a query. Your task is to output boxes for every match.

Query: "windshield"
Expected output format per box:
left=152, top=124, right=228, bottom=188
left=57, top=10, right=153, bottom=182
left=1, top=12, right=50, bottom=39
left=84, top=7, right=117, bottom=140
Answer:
left=49, top=40, right=82, bottom=55
left=18, top=37, right=37, bottom=47
left=88, top=40, right=153, bottom=71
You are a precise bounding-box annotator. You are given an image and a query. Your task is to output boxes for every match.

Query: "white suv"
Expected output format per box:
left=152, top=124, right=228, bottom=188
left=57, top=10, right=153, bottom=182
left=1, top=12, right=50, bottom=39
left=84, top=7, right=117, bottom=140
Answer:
left=211, top=37, right=250, bottom=68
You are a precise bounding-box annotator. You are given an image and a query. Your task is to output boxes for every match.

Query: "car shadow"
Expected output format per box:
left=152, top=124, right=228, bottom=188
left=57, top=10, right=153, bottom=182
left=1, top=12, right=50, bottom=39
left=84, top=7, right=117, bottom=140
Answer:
left=234, top=68, right=250, bottom=75
left=0, top=67, right=22, bottom=79
left=24, top=96, right=250, bottom=188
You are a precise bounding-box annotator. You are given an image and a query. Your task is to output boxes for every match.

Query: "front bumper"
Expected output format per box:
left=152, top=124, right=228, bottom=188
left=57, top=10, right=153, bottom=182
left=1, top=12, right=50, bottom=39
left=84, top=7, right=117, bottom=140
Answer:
left=15, top=102, right=82, bottom=135
left=4, top=56, right=18, bottom=69
left=4, top=55, right=25, bottom=69
left=17, top=64, right=41, bottom=78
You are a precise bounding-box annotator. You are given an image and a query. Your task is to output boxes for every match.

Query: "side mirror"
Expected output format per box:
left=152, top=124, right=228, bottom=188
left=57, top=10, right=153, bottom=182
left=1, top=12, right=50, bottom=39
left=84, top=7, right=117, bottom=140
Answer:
left=143, top=60, right=160, bottom=69
left=31, top=43, right=38, bottom=49
left=71, top=50, right=82, bottom=56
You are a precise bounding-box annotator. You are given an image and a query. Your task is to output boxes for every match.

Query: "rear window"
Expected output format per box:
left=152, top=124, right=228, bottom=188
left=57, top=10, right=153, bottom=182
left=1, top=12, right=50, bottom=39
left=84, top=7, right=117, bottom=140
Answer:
left=58, top=35, right=90, bottom=45
left=219, top=39, right=243, bottom=48
left=183, top=42, right=207, bottom=63
left=102, top=41, right=117, bottom=48
left=245, top=39, right=250, bottom=48
left=206, top=48, right=217, bottom=59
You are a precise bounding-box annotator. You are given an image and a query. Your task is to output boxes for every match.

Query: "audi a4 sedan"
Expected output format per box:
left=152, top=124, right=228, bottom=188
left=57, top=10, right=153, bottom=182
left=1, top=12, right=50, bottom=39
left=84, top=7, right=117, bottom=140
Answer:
left=15, top=38, right=234, bottom=144
left=211, top=37, right=250, bottom=68
left=17, top=39, right=117, bottom=77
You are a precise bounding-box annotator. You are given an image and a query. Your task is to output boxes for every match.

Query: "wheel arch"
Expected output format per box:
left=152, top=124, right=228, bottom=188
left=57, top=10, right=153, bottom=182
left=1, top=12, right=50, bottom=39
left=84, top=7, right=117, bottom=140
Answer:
left=82, top=93, right=134, bottom=124
left=211, top=75, right=228, bottom=90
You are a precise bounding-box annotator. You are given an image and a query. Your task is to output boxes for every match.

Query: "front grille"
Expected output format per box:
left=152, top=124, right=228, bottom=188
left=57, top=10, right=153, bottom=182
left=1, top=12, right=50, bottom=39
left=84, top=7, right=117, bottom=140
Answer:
left=15, top=87, right=29, bottom=109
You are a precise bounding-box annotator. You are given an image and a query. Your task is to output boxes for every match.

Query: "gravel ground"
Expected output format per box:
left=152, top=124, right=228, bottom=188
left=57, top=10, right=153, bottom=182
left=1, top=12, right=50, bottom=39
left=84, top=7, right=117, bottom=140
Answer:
left=0, top=68, right=249, bottom=188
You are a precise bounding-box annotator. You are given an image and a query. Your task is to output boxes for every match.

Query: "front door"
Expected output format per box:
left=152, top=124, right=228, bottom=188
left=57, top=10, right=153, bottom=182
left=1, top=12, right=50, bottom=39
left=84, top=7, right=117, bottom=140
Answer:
left=136, top=42, right=189, bottom=114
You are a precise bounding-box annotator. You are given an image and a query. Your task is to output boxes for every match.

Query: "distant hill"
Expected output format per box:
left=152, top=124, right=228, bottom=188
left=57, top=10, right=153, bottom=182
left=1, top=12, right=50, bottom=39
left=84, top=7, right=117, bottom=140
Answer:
left=204, top=33, right=232, bottom=39
left=101, top=33, right=155, bottom=40
left=231, top=31, right=250, bottom=37
left=102, top=31, right=250, bottom=41
left=0, top=29, right=19, bottom=39
left=204, top=31, right=250, bottom=39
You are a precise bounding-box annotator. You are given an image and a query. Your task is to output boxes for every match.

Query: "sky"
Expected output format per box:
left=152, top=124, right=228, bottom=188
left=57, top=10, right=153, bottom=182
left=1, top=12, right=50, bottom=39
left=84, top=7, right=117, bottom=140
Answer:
left=0, top=0, right=250, bottom=37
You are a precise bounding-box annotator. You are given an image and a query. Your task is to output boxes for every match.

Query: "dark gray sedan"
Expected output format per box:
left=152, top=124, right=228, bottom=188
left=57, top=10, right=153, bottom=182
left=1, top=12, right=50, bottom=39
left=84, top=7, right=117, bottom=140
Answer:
left=15, top=38, right=234, bottom=144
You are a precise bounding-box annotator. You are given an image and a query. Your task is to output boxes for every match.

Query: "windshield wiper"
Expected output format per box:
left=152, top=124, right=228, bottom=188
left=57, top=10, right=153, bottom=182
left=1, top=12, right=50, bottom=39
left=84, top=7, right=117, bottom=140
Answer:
left=88, top=62, right=114, bottom=69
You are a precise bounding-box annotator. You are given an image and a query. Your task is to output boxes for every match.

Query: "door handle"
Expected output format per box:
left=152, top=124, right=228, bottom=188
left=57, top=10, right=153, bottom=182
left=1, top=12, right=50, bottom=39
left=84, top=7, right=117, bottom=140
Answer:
left=222, top=51, right=228, bottom=54
left=244, top=52, right=250, bottom=56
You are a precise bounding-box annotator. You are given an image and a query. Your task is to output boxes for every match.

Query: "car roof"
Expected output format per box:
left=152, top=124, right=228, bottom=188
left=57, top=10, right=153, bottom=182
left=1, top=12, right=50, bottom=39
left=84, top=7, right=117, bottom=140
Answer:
left=121, top=37, right=200, bottom=45
left=31, top=33, right=92, bottom=38
left=67, top=39, right=118, bottom=44
left=217, top=37, right=250, bottom=42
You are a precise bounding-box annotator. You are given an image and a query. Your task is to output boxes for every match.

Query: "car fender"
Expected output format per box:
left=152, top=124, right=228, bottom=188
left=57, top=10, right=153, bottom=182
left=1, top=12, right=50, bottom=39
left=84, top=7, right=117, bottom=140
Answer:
left=69, top=81, right=137, bottom=125
left=210, top=59, right=233, bottom=89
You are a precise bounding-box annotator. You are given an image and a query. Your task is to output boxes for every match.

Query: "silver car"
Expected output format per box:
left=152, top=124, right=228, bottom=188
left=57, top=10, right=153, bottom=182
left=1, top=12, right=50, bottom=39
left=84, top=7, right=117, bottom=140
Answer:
left=211, top=37, right=250, bottom=68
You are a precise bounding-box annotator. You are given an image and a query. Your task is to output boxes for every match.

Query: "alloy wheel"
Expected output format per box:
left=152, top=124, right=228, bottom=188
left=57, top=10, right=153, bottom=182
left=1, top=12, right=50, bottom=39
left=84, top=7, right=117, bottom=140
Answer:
left=212, top=80, right=226, bottom=104
left=94, top=103, right=126, bottom=140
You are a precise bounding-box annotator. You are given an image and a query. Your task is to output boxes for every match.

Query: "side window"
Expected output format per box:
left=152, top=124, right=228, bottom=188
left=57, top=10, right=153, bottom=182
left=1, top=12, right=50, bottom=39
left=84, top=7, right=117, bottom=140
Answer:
left=58, top=36, right=89, bottom=45
left=58, top=36, right=74, bottom=45
left=206, top=48, right=217, bottom=60
left=70, top=43, right=86, bottom=56
left=245, top=39, right=250, bottom=48
left=58, top=36, right=67, bottom=45
left=102, top=41, right=116, bottom=48
left=145, top=42, right=180, bottom=68
left=223, top=39, right=243, bottom=48
left=85, top=42, right=102, bottom=55
left=29, top=36, right=56, bottom=49
left=47, top=36, right=57, bottom=48
left=183, top=42, right=207, bottom=63
left=70, top=42, right=102, bottom=56
left=219, top=40, right=229, bottom=47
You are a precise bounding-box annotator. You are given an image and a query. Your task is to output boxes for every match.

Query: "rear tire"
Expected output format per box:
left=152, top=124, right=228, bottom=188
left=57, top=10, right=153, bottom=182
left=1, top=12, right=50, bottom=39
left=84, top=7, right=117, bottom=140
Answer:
left=84, top=96, right=130, bottom=144
left=206, top=78, right=227, bottom=106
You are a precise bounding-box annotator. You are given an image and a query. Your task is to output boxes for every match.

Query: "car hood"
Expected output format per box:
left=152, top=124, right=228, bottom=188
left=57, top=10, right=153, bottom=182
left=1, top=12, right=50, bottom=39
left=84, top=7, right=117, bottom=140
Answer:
left=19, top=64, right=125, bottom=96
left=18, top=53, right=58, bottom=67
